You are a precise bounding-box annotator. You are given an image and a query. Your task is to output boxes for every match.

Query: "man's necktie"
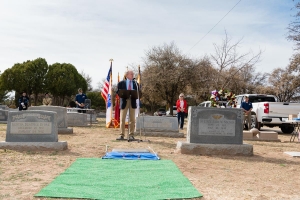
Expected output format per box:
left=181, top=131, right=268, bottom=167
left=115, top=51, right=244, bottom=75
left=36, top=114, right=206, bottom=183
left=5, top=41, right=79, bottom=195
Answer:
left=128, top=81, right=132, bottom=90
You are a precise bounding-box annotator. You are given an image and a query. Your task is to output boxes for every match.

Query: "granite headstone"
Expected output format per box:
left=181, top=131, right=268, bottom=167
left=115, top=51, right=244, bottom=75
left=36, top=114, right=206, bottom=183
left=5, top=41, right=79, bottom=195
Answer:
left=28, top=106, right=73, bottom=134
left=0, top=110, right=8, bottom=123
left=86, top=113, right=97, bottom=123
left=6, top=110, right=58, bottom=142
left=187, top=107, right=243, bottom=144
left=0, top=110, right=67, bottom=150
left=67, top=113, right=88, bottom=127
left=176, top=106, right=253, bottom=155
left=0, top=105, right=9, bottom=110
left=135, top=116, right=184, bottom=137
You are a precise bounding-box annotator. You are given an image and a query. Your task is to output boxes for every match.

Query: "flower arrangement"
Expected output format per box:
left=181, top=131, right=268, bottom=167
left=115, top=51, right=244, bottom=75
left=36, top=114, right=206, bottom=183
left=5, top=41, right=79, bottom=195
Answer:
left=210, top=89, right=236, bottom=108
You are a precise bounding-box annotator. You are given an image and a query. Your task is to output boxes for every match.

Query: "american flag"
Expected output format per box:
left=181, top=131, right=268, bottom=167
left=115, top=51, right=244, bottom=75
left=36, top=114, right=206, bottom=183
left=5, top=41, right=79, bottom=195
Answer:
left=101, top=64, right=112, bottom=102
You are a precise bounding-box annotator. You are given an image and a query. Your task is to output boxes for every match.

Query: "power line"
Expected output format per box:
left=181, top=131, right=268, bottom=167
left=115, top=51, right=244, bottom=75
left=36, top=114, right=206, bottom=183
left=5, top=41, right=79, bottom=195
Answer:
left=186, top=0, right=242, bottom=53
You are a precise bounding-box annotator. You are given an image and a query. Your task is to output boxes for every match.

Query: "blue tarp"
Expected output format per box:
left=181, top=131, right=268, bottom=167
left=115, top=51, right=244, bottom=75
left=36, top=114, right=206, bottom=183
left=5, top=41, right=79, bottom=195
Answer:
left=102, top=152, right=160, bottom=160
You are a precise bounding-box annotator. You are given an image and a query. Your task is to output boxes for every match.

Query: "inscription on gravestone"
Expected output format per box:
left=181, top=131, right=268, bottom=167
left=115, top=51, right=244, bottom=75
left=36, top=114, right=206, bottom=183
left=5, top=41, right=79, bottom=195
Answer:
left=198, top=116, right=235, bottom=136
left=143, top=120, right=172, bottom=128
left=10, top=122, right=52, bottom=134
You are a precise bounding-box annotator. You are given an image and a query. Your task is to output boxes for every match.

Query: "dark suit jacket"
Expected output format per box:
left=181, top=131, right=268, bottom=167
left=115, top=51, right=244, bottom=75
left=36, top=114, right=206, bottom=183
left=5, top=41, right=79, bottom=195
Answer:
left=117, top=80, right=140, bottom=109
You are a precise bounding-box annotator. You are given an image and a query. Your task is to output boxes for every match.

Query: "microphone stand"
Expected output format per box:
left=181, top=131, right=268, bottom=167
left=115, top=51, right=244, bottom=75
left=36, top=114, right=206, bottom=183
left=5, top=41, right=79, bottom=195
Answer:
left=128, top=79, right=140, bottom=142
left=129, top=80, right=149, bottom=143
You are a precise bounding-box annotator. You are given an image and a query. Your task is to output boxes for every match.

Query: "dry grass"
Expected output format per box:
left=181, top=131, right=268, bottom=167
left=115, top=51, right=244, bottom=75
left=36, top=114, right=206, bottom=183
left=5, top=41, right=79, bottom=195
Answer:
left=0, top=118, right=299, bottom=200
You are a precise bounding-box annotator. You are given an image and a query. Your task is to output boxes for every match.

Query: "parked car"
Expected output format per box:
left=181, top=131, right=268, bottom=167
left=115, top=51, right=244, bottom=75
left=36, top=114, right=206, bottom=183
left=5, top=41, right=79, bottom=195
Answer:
left=154, top=108, right=166, bottom=116
left=198, top=101, right=227, bottom=108
left=166, top=106, right=177, bottom=117
left=236, top=94, right=300, bottom=133
left=198, top=101, right=211, bottom=107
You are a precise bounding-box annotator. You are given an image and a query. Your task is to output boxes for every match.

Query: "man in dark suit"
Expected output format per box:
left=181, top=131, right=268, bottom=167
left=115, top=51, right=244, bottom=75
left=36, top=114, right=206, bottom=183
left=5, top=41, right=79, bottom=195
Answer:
left=116, top=70, right=140, bottom=140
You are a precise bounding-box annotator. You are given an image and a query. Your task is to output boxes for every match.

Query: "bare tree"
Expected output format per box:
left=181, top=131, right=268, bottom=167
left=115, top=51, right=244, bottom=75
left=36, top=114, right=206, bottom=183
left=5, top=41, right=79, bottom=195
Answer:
left=268, top=67, right=300, bottom=102
left=287, top=2, right=300, bottom=49
left=210, top=31, right=262, bottom=91
left=81, top=71, right=93, bottom=91
left=95, top=79, right=106, bottom=92
left=142, top=42, right=193, bottom=115
left=188, top=57, right=216, bottom=103
left=229, top=64, right=268, bottom=94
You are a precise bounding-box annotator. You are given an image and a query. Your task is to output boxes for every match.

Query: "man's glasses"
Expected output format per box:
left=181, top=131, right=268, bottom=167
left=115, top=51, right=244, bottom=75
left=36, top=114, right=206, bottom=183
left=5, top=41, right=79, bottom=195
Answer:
left=180, top=96, right=183, bottom=97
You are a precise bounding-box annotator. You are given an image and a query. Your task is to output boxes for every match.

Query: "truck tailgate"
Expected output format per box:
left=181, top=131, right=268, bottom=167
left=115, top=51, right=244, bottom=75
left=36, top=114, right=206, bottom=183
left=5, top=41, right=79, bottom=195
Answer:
left=268, top=102, right=300, bottom=117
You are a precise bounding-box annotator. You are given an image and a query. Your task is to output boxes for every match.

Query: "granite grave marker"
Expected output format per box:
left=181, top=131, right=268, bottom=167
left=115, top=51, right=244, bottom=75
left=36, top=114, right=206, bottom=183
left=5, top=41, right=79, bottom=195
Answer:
left=177, top=106, right=253, bottom=155
left=6, top=110, right=58, bottom=142
left=0, top=110, right=67, bottom=150
left=67, top=113, right=88, bottom=127
left=29, top=106, right=73, bottom=134
left=187, top=107, right=243, bottom=144
left=135, top=116, right=184, bottom=137
left=0, top=109, right=8, bottom=123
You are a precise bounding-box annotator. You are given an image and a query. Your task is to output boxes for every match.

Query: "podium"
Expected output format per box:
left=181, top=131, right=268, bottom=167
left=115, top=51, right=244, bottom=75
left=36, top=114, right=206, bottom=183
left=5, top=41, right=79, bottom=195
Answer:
left=118, top=89, right=142, bottom=99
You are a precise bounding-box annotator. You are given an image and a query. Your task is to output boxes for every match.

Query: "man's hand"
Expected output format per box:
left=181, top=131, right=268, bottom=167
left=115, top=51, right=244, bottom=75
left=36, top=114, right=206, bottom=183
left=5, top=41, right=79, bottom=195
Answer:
left=244, top=110, right=251, bottom=115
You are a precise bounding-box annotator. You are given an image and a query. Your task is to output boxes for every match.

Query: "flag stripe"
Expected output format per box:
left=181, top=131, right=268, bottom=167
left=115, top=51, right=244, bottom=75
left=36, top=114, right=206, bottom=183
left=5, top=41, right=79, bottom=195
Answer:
left=101, top=65, right=112, bottom=103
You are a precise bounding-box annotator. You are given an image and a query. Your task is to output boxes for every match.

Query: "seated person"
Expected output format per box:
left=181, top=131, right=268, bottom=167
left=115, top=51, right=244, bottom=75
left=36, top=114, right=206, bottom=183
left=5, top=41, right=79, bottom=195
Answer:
left=18, top=91, right=29, bottom=111
left=42, top=93, right=52, bottom=106
left=75, top=88, right=88, bottom=113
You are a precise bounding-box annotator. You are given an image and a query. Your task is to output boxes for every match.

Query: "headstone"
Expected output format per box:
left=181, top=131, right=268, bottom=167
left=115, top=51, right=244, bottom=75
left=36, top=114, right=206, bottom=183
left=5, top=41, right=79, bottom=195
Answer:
left=87, top=113, right=97, bottom=123
left=6, top=111, right=58, bottom=142
left=243, top=131, right=255, bottom=140
left=176, top=106, right=253, bottom=155
left=97, top=112, right=106, bottom=118
left=67, top=113, right=88, bottom=127
left=28, top=106, right=73, bottom=134
left=0, top=105, right=9, bottom=110
left=187, top=107, right=243, bottom=144
left=0, top=110, right=8, bottom=123
left=135, top=116, right=184, bottom=137
left=243, top=131, right=280, bottom=142
left=67, top=108, right=96, bottom=124
left=0, top=110, right=67, bottom=151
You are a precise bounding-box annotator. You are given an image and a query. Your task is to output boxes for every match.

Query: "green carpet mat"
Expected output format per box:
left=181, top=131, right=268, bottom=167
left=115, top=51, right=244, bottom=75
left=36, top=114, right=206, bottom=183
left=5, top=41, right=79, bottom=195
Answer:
left=35, top=158, right=202, bottom=200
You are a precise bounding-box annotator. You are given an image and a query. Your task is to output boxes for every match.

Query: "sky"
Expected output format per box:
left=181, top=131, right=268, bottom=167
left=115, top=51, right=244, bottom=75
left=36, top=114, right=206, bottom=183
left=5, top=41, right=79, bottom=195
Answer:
left=0, top=0, right=297, bottom=90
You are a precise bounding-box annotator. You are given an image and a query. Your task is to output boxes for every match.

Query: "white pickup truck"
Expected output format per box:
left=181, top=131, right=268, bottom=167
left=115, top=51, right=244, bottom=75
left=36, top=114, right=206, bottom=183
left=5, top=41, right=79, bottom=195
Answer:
left=236, top=94, right=300, bottom=133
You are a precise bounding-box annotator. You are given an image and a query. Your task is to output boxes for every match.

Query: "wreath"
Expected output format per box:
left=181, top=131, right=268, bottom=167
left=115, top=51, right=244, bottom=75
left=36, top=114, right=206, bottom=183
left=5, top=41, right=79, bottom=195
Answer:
left=210, top=89, right=236, bottom=108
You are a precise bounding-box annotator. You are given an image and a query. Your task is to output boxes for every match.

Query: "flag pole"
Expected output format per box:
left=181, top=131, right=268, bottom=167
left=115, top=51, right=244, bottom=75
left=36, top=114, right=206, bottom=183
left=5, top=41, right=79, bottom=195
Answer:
left=109, top=59, right=113, bottom=126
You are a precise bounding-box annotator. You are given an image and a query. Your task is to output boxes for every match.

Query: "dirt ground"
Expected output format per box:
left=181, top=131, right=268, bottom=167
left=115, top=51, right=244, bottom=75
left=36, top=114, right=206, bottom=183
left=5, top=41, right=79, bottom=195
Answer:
left=0, top=118, right=300, bottom=200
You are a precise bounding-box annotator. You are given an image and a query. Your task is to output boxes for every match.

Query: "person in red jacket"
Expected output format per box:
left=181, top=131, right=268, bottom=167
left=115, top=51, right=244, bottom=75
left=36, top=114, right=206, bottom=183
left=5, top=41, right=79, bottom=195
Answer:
left=176, top=93, right=188, bottom=130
